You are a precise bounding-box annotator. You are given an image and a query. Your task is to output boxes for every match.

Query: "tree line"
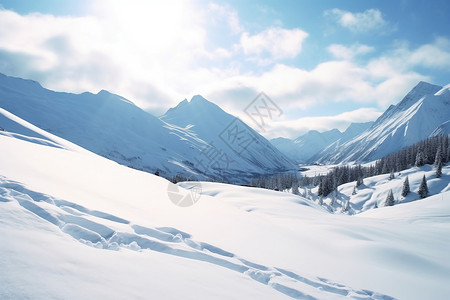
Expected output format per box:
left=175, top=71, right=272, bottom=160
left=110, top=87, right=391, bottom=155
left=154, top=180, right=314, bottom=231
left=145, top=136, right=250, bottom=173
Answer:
left=249, top=134, right=448, bottom=198
left=315, top=134, right=448, bottom=197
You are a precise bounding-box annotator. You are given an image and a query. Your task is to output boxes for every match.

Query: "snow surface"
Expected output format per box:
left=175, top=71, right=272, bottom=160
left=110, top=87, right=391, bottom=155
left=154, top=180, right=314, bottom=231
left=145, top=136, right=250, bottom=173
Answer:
left=1, top=107, right=450, bottom=299
left=316, top=81, right=450, bottom=163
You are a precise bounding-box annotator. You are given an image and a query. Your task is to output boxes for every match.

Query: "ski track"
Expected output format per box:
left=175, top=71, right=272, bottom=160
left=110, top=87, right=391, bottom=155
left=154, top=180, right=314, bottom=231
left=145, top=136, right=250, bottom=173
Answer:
left=0, top=176, right=395, bottom=300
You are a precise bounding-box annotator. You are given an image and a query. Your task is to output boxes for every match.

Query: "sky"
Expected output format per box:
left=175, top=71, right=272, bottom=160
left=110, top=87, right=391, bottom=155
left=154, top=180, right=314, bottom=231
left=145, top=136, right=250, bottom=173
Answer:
left=0, top=0, right=449, bottom=139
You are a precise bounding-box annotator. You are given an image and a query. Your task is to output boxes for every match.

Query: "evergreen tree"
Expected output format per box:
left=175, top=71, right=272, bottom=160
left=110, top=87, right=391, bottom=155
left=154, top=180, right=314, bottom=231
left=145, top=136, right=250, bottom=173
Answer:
left=356, top=177, right=364, bottom=187
left=434, top=146, right=443, bottom=166
left=385, top=189, right=395, bottom=206
left=343, top=200, right=350, bottom=212
left=317, top=180, right=323, bottom=196
left=292, top=181, right=299, bottom=195
left=388, top=169, right=395, bottom=180
left=418, top=175, right=429, bottom=198
left=415, top=151, right=425, bottom=167
left=401, top=176, right=410, bottom=197
left=436, top=158, right=443, bottom=178
left=330, top=190, right=336, bottom=206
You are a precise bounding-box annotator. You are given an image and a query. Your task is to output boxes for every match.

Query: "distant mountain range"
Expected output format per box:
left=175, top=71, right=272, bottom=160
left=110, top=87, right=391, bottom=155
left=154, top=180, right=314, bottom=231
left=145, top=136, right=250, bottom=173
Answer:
left=271, top=81, right=449, bottom=165
left=0, top=72, right=448, bottom=178
left=270, top=122, right=373, bottom=164
left=0, top=73, right=295, bottom=183
left=314, top=81, right=450, bottom=164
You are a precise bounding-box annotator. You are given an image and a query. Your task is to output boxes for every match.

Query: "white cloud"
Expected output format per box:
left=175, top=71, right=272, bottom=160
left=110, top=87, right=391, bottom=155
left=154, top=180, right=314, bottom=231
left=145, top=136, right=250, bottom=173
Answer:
left=239, top=27, right=308, bottom=63
left=0, top=2, right=447, bottom=139
left=0, top=1, right=220, bottom=112
left=262, top=108, right=383, bottom=139
left=328, top=44, right=374, bottom=60
left=367, top=38, right=450, bottom=76
left=206, top=58, right=424, bottom=117
left=403, top=37, right=450, bottom=69
left=325, top=8, right=387, bottom=33
left=207, top=3, right=242, bottom=34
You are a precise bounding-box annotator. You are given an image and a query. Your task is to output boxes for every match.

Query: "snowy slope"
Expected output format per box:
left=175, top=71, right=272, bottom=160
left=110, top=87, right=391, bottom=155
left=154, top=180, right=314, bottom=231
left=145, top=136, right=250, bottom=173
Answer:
left=161, top=95, right=296, bottom=180
left=304, top=163, right=450, bottom=214
left=0, top=73, right=206, bottom=177
left=315, top=81, right=450, bottom=164
left=308, top=122, right=374, bottom=163
left=1, top=109, right=450, bottom=299
left=272, top=123, right=372, bottom=164
left=430, top=120, right=450, bottom=136
left=0, top=73, right=293, bottom=182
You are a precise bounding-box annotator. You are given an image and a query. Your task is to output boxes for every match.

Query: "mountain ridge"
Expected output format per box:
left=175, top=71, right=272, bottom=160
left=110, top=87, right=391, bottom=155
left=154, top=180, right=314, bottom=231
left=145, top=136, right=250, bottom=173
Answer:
left=0, top=73, right=295, bottom=183
left=314, top=81, right=450, bottom=164
left=271, top=122, right=372, bottom=164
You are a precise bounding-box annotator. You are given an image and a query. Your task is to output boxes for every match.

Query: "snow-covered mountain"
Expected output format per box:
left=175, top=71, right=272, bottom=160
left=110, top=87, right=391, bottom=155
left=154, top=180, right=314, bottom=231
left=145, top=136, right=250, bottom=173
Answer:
left=0, top=73, right=294, bottom=182
left=271, top=123, right=372, bottom=163
left=315, top=81, right=450, bottom=164
left=160, top=95, right=296, bottom=180
left=271, top=129, right=341, bottom=163
left=430, top=120, right=450, bottom=136
left=307, top=122, right=374, bottom=163
left=1, top=107, right=449, bottom=299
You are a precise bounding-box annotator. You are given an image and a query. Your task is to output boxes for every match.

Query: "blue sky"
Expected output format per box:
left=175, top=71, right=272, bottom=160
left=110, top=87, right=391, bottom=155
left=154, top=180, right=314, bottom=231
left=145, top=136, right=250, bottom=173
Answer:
left=0, top=0, right=449, bottom=138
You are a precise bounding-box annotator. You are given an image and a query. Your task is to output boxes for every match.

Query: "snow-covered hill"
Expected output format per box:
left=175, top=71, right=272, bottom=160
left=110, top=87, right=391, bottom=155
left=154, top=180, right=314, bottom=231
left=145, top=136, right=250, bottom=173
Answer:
left=161, top=95, right=296, bottom=180
left=300, top=163, right=450, bottom=214
left=0, top=73, right=294, bottom=182
left=315, top=81, right=450, bottom=164
left=1, top=108, right=450, bottom=299
left=272, top=122, right=372, bottom=163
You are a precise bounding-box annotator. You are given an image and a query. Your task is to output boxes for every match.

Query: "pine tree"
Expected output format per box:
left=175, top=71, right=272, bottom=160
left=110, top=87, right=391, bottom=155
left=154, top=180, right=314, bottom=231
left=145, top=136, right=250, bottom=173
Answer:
left=292, top=181, right=299, bottom=195
left=342, top=200, right=350, bottom=212
left=330, top=190, right=336, bottom=206
left=415, top=151, right=425, bottom=167
left=388, top=169, right=395, bottom=180
left=385, top=189, right=395, bottom=206
left=318, top=180, right=323, bottom=196
left=418, top=175, right=429, bottom=198
left=401, top=176, right=410, bottom=197
left=356, top=177, right=364, bottom=188
left=434, top=146, right=443, bottom=166
left=436, top=158, right=443, bottom=178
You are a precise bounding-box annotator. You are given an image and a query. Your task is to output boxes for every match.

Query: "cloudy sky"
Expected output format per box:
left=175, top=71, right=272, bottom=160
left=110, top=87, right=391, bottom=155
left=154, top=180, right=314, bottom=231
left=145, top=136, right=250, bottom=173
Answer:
left=0, top=0, right=449, bottom=138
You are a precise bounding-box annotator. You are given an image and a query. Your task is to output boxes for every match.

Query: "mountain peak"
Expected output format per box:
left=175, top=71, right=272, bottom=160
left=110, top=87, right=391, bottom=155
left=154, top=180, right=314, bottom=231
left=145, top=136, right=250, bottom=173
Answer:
left=188, top=95, right=221, bottom=109
left=397, top=81, right=442, bottom=110
left=96, top=89, right=135, bottom=105
left=190, top=94, right=208, bottom=103
left=164, top=95, right=224, bottom=118
left=415, top=80, right=440, bottom=89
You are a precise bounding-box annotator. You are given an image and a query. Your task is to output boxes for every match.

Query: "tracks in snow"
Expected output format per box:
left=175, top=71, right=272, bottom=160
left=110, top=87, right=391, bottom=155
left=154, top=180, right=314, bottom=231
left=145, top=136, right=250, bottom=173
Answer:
left=0, top=176, right=394, bottom=300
